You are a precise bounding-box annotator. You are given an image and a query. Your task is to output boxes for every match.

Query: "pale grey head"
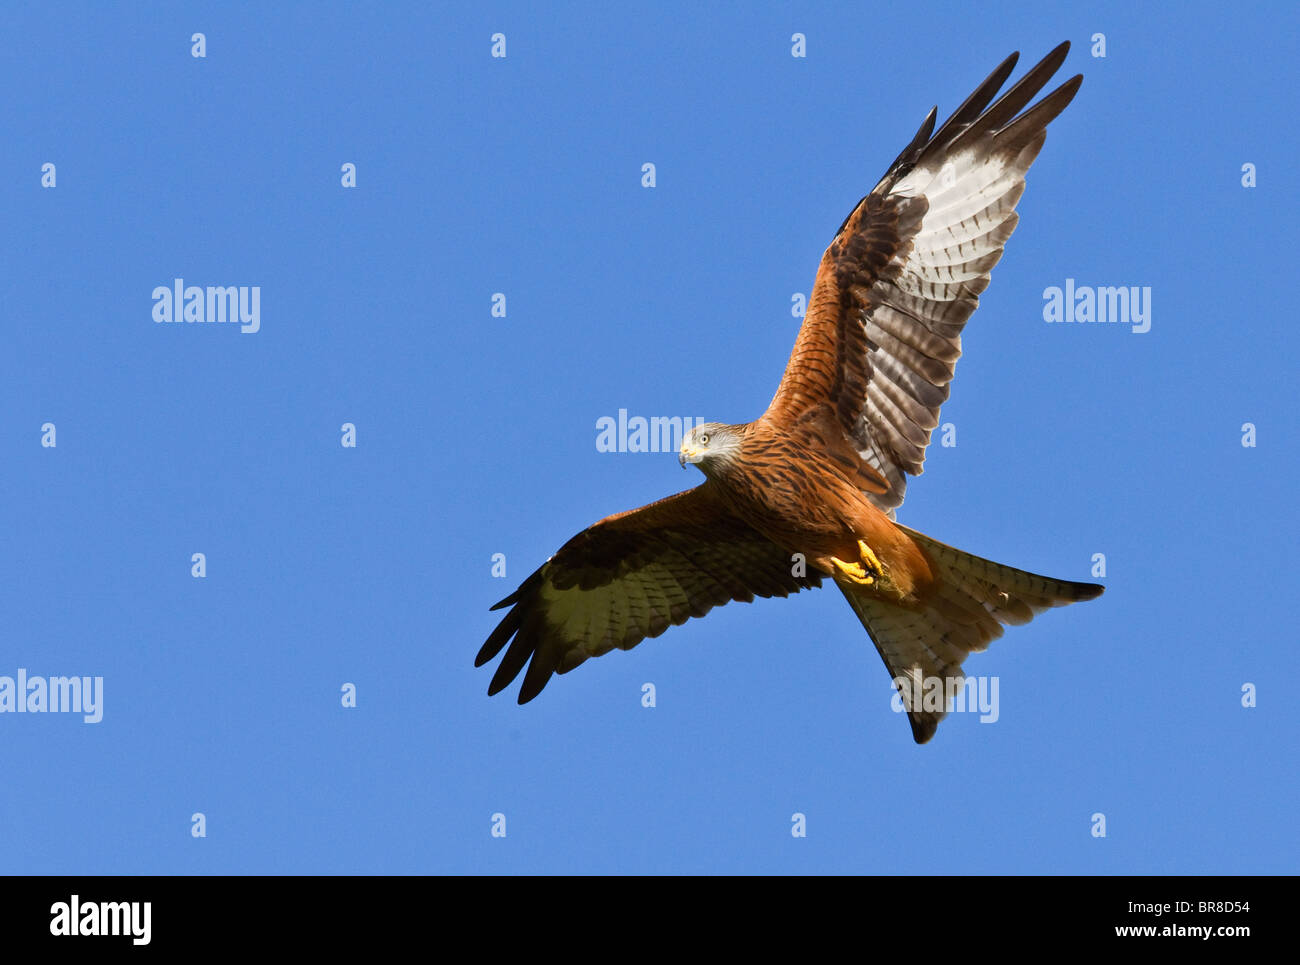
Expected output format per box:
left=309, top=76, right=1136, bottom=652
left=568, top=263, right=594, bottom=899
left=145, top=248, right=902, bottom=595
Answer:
left=678, top=422, right=746, bottom=478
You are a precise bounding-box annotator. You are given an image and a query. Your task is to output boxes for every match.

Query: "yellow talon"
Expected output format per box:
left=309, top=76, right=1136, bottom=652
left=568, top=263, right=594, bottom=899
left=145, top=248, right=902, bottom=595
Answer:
left=831, top=540, right=884, bottom=587
left=832, top=557, right=875, bottom=586
left=857, top=540, right=883, bottom=576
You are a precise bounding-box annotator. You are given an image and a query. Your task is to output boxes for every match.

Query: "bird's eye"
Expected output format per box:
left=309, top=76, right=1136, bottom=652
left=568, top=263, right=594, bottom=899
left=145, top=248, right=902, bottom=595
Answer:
left=699, top=434, right=710, bottom=445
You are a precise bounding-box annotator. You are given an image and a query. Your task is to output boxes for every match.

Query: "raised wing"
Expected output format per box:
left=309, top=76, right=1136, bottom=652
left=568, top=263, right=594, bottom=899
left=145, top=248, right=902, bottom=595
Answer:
left=477, top=483, right=822, bottom=703
left=764, top=42, right=1082, bottom=512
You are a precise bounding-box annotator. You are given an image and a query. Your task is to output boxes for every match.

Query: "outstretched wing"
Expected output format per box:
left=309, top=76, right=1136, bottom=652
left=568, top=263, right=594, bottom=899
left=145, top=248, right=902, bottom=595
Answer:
left=477, top=483, right=822, bottom=703
left=764, top=42, right=1082, bottom=512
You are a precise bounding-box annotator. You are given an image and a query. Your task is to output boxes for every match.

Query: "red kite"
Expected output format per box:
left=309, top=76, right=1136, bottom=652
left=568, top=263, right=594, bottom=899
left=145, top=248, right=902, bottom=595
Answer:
left=478, top=42, right=1102, bottom=742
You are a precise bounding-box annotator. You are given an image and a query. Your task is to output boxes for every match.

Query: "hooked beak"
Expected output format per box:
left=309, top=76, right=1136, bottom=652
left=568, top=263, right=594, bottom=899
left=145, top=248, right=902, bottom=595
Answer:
left=679, top=447, right=701, bottom=468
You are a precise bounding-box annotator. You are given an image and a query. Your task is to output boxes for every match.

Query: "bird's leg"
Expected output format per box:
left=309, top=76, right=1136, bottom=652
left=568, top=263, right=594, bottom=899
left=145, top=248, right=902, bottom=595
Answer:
left=830, top=540, right=884, bottom=587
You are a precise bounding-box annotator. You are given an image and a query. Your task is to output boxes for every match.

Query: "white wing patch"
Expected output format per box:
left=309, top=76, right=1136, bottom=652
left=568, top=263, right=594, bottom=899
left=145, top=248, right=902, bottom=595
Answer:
left=854, top=133, right=1050, bottom=512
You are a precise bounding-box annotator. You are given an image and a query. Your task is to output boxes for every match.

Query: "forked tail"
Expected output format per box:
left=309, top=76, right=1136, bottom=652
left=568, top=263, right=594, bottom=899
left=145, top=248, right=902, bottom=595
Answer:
left=840, top=525, right=1103, bottom=743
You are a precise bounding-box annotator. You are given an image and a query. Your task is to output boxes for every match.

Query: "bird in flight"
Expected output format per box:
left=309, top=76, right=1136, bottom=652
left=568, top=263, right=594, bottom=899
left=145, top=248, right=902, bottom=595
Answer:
left=477, top=42, right=1102, bottom=742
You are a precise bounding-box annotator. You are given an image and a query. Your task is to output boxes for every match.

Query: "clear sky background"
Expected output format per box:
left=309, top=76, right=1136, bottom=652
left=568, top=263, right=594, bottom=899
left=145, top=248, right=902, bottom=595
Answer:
left=3, top=1, right=1296, bottom=875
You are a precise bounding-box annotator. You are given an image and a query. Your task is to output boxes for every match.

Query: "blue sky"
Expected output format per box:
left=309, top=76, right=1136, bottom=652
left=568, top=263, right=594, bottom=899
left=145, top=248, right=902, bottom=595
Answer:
left=2, top=1, right=1296, bottom=874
